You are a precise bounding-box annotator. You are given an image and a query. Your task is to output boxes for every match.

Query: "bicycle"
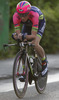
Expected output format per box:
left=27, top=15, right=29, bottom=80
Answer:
left=3, top=40, right=48, bottom=99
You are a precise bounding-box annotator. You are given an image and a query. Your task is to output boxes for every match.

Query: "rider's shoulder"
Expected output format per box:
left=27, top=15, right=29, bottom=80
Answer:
left=30, top=6, right=40, bottom=11
left=13, top=12, right=19, bottom=17
left=13, top=12, right=20, bottom=20
left=29, top=6, right=39, bottom=18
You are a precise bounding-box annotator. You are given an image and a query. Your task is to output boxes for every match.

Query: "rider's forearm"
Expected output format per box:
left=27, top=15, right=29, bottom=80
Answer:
left=25, top=34, right=36, bottom=40
left=25, top=30, right=37, bottom=41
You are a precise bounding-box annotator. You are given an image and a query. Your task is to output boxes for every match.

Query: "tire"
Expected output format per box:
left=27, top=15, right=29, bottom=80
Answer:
left=35, top=55, right=48, bottom=94
left=13, top=51, right=28, bottom=99
left=35, top=74, right=48, bottom=94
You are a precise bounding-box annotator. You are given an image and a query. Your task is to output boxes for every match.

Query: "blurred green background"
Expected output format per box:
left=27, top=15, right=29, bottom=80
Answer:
left=0, top=0, right=59, bottom=59
left=0, top=0, right=9, bottom=49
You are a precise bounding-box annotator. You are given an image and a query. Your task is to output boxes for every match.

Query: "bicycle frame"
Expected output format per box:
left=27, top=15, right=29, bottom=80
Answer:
left=19, top=42, right=34, bottom=75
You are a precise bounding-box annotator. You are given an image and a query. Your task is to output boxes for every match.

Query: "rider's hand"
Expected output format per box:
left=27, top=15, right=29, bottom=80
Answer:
left=13, top=33, right=18, bottom=40
left=17, top=33, right=22, bottom=41
left=12, top=33, right=22, bottom=41
left=12, top=33, right=27, bottom=41
left=12, top=33, right=18, bottom=40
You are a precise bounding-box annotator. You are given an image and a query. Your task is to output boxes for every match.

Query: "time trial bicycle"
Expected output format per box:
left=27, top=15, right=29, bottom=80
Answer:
left=3, top=40, right=48, bottom=99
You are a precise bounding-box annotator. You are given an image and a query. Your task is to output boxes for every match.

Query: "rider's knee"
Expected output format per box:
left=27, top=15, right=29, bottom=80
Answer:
left=34, top=42, right=39, bottom=49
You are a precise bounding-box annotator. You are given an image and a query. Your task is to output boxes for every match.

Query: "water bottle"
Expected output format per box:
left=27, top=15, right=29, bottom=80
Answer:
left=29, top=56, right=33, bottom=65
left=29, top=56, right=34, bottom=70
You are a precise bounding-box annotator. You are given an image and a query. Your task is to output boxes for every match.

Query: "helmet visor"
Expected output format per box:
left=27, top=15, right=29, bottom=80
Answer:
left=18, top=12, right=29, bottom=17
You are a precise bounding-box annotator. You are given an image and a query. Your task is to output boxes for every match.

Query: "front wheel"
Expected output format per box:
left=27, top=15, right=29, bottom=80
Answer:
left=13, top=51, right=29, bottom=99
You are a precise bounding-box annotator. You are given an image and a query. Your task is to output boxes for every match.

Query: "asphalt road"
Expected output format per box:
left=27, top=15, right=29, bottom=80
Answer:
left=0, top=54, right=59, bottom=100
left=0, top=70, right=59, bottom=100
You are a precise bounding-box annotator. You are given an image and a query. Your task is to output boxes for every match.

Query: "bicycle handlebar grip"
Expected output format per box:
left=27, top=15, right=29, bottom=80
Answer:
left=3, top=44, right=8, bottom=47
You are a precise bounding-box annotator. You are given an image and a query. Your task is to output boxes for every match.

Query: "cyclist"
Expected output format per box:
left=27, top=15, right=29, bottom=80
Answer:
left=12, top=1, right=48, bottom=79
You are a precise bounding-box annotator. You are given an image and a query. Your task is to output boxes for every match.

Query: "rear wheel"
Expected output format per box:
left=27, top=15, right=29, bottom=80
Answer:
left=13, top=51, right=28, bottom=99
left=35, top=74, right=47, bottom=93
left=35, top=56, right=48, bottom=93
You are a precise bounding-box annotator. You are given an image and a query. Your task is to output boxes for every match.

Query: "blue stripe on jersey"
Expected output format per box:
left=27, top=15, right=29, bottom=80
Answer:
left=33, top=24, right=38, bottom=26
left=30, top=6, right=43, bottom=16
left=14, top=24, right=18, bottom=26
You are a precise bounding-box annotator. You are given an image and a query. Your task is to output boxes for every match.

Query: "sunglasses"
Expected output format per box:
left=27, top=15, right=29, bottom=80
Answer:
left=18, top=12, right=29, bottom=17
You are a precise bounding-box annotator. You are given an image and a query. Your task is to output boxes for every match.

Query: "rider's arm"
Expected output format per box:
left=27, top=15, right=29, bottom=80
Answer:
left=13, top=12, right=21, bottom=40
left=23, top=27, right=38, bottom=41
left=25, top=30, right=37, bottom=40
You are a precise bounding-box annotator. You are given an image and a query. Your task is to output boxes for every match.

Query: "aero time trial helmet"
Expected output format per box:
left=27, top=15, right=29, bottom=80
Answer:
left=16, top=1, right=31, bottom=14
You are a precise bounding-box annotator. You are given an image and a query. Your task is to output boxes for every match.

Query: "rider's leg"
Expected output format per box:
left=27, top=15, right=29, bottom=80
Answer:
left=33, top=17, right=48, bottom=76
left=33, top=36, right=48, bottom=76
left=36, top=18, right=46, bottom=58
left=34, top=36, right=45, bottom=58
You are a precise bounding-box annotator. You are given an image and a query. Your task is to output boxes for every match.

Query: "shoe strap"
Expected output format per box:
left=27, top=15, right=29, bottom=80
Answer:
left=42, top=62, right=47, bottom=66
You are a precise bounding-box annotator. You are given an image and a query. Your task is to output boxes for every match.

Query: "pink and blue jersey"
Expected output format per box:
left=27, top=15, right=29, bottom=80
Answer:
left=13, top=6, right=46, bottom=38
